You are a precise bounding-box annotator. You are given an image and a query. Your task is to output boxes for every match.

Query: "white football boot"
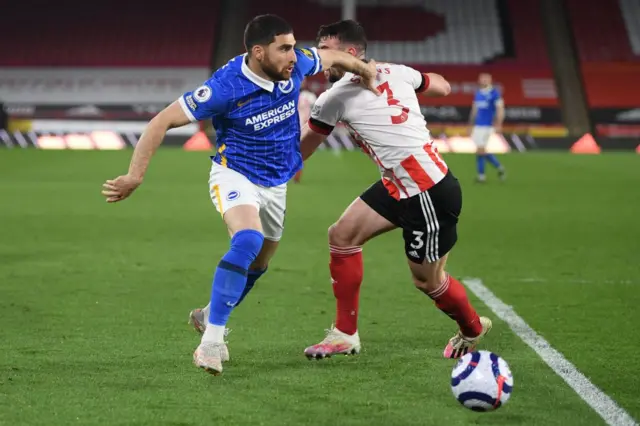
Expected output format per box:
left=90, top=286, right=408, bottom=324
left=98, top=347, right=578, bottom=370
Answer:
left=304, top=325, right=361, bottom=360
left=193, top=342, right=226, bottom=376
left=188, top=307, right=230, bottom=362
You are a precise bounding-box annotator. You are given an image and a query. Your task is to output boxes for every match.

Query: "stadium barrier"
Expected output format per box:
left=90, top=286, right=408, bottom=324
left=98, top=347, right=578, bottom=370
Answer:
left=5, top=64, right=639, bottom=138
left=580, top=63, right=640, bottom=137
left=1, top=129, right=638, bottom=153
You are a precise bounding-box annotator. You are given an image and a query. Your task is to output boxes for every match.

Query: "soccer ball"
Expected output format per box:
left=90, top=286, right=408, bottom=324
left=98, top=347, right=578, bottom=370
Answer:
left=450, top=350, right=514, bottom=411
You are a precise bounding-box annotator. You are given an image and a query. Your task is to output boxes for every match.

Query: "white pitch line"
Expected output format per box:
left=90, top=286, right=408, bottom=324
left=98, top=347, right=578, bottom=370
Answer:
left=514, top=278, right=635, bottom=285
left=462, top=277, right=637, bottom=426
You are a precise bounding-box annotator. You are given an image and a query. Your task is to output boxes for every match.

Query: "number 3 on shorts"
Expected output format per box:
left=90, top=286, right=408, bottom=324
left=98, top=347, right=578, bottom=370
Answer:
left=410, top=230, right=424, bottom=249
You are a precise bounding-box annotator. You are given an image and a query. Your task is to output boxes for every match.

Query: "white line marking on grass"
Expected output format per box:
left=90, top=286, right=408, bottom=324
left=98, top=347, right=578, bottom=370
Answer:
left=515, top=277, right=635, bottom=285
left=462, top=277, right=638, bottom=426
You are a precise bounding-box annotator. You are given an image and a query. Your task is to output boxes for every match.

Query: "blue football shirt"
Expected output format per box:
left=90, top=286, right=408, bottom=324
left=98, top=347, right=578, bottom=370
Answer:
left=473, top=86, right=503, bottom=127
left=178, top=47, right=322, bottom=187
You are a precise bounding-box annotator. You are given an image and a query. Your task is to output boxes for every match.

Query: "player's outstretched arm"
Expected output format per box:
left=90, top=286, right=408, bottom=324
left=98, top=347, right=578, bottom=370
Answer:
left=300, top=122, right=327, bottom=161
left=302, top=90, right=343, bottom=160
left=101, top=101, right=190, bottom=203
left=420, top=73, right=451, bottom=97
left=316, top=50, right=381, bottom=95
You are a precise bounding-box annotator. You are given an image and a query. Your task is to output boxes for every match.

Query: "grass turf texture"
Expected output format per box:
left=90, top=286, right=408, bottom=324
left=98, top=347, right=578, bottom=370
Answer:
left=1, top=150, right=638, bottom=425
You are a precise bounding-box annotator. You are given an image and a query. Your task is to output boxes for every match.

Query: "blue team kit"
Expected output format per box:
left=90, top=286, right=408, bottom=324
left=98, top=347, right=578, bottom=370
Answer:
left=473, top=86, right=502, bottom=127
left=178, top=47, right=322, bottom=187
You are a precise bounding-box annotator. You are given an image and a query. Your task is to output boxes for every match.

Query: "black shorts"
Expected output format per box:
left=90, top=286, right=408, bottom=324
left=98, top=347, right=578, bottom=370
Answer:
left=359, top=171, right=462, bottom=264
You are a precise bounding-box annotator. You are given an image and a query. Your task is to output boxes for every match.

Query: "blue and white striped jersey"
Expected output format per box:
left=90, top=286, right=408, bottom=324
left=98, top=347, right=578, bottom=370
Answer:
left=179, top=47, right=322, bottom=186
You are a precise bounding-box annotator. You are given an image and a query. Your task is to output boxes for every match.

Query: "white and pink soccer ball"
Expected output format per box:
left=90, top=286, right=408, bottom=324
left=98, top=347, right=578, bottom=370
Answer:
left=450, top=350, right=514, bottom=411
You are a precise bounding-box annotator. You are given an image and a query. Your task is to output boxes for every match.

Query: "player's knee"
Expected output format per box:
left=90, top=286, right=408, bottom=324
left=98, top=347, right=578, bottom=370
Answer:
left=412, top=276, right=430, bottom=292
left=250, top=256, right=270, bottom=271
left=328, top=222, right=359, bottom=247
left=250, top=260, right=269, bottom=271
left=411, top=270, right=440, bottom=292
left=230, top=229, right=265, bottom=260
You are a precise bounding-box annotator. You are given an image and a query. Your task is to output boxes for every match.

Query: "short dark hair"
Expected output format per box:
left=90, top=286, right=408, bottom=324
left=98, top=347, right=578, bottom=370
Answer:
left=244, top=14, right=293, bottom=52
left=315, top=20, right=367, bottom=53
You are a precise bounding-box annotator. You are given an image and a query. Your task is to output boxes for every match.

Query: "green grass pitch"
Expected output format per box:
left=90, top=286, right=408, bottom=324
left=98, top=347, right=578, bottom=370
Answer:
left=1, top=149, right=639, bottom=425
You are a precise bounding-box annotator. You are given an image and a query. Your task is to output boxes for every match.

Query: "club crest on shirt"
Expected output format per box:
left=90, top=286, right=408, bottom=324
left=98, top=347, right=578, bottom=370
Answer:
left=279, top=79, right=294, bottom=94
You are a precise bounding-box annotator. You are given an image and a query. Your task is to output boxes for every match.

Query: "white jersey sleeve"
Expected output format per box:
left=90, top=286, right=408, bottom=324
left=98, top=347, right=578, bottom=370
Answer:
left=309, top=90, right=345, bottom=135
left=395, top=64, right=426, bottom=91
left=298, top=90, right=317, bottom=126
left=313, top=64, right=447, bottom=199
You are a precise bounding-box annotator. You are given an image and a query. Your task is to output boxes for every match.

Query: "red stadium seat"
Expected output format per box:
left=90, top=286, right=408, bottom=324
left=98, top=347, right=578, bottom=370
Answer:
left=0, top=0, right=220, bottom=66
left=498, top=0, right=549, bottom=65
left=247, top=0, right=549, bottom=66
left=565, top=0, right=639, bottom=63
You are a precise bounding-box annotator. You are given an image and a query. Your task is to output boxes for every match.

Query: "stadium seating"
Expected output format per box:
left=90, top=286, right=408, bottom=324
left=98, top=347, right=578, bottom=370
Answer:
left=619, top=0, right=640, bottom=56
left=499, top=0, right=549, bottom=65
left=1, top=0, right=557, bottom=67
left=248, top=0, right=445, bottom=43
left=249, top=0, right=552, bottom=65
left=374, top=0, right=505, bottom=64
left=0, top=0, right=220, bottom=66
left=565, top=0, right=639, bottom=62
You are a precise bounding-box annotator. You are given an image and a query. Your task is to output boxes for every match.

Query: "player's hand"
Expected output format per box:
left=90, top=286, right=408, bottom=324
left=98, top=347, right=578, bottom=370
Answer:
left=101, top=174, right=142, bottom=203
left=494, top=124, right=503, bottom=134
left=362, top=59, right=381, bottom=96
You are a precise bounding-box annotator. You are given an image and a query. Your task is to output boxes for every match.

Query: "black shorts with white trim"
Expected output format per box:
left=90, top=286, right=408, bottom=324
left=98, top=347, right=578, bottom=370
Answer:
left=359, top=171, right=462, bottom=264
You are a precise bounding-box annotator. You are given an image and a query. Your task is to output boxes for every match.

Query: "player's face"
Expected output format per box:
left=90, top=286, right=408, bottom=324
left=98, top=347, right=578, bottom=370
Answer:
left=317, top=37, right=345, bottom=83
left=261, top=34, right=297, bottom=81
left=478, top=73, right=492, bottom=88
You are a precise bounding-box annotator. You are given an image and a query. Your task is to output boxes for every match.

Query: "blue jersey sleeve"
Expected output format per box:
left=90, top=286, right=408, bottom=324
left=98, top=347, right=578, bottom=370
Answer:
left=492, top=88, right=504, bottom=106
left=178, top=78, right=230, bottom=122
left=294, top=47, right=322, bottom=77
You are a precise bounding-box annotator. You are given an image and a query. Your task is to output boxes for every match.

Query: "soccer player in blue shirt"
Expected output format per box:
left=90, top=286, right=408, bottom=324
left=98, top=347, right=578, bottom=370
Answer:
left=101, top=14, right=379, bottom=375
left=468, top=73, right=506, bottom=182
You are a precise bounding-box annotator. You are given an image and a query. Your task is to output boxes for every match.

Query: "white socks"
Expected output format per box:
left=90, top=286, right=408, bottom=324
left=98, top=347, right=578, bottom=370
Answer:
left=202, top=303, right=210, bottom=319
left=202, top=324, right=226, bottom=344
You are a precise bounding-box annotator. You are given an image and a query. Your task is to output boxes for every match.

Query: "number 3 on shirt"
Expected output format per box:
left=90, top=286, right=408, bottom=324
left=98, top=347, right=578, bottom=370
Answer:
left=377, top=81, right=409, bottom=124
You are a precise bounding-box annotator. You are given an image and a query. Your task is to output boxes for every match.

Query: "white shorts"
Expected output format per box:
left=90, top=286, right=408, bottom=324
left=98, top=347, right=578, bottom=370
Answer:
left=471, top=126, right=494, bottom=148
left=208, top=162, right=287, bottom=241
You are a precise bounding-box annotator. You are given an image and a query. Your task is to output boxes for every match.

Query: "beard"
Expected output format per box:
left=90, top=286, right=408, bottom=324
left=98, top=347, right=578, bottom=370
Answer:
left=260, top=55, right=290, bottom=81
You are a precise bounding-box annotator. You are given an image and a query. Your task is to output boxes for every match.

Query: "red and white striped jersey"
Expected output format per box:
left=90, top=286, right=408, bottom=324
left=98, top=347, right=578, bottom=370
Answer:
left=309, top=63, right=448, bottom=200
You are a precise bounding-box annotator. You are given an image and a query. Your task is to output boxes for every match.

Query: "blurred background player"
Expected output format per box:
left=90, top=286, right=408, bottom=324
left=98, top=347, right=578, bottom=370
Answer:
left=468, top=73, right=506, bottom=182
left=102, top=14, right=379, bottom=376
left=292, top=80, right=317, bottom=183
left=298, top=20, right=492, bottom=361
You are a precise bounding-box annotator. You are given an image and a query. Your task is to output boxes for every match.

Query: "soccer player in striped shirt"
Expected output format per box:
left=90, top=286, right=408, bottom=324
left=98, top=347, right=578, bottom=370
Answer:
left=468, top=73, right=506, bottom=182
left=298, top=20, right=492, bottom=361
left=101, top=14, right=379, bottom=375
